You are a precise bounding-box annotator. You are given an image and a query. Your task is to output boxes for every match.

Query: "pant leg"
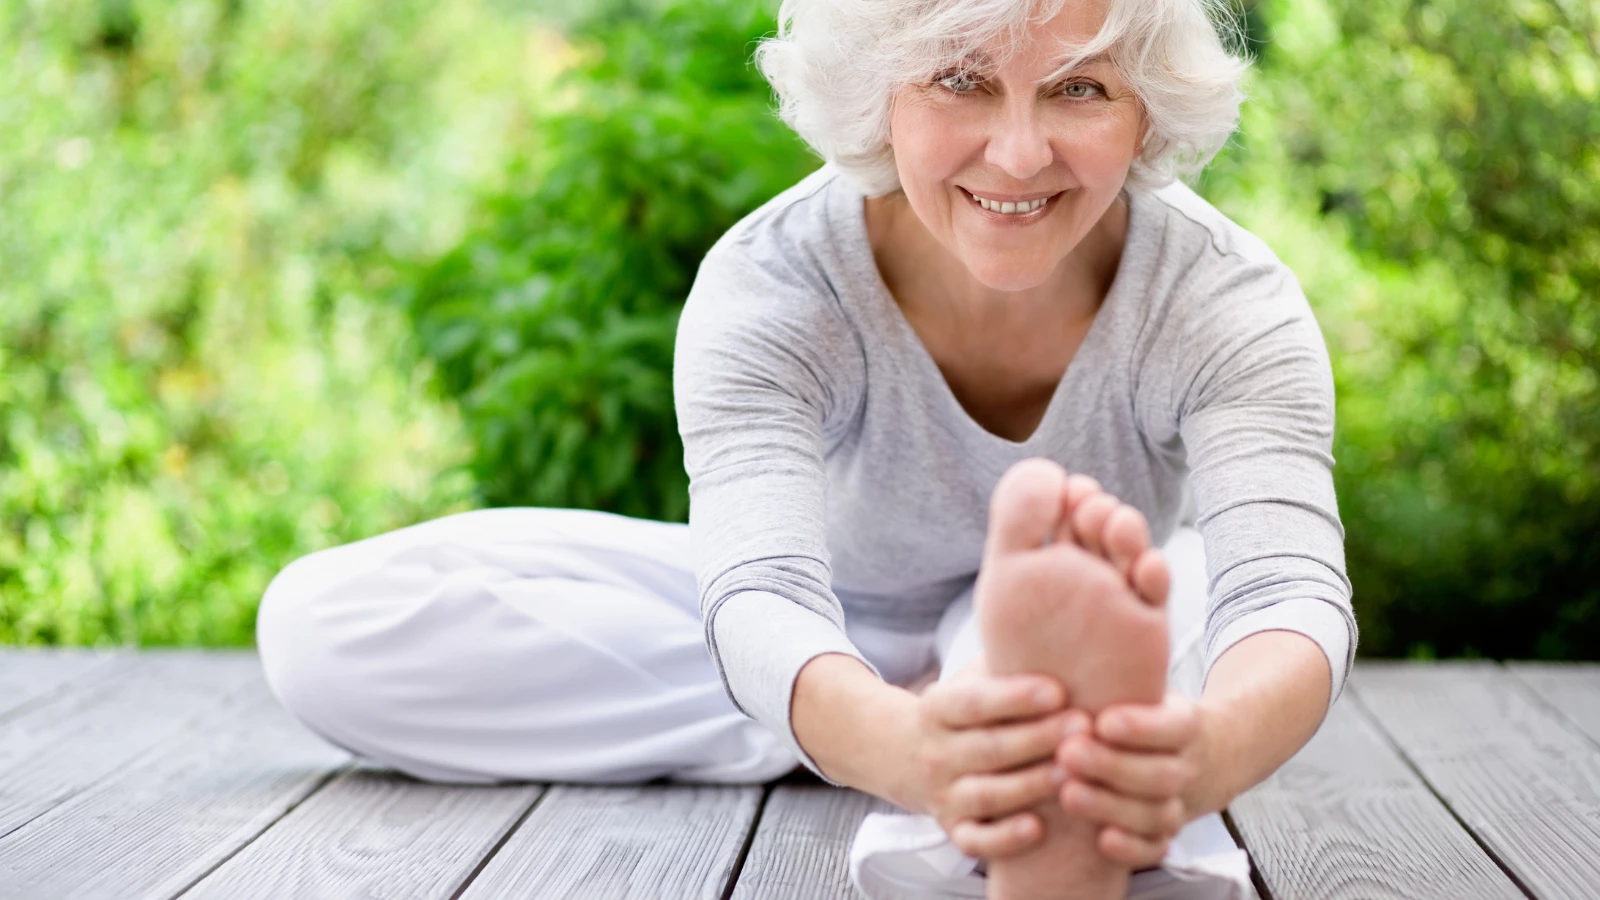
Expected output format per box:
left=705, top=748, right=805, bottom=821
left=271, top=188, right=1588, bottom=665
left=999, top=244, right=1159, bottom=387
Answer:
left=932, top=525, right=1210, bottom=695
left=256, top=507, right=798, bottom=785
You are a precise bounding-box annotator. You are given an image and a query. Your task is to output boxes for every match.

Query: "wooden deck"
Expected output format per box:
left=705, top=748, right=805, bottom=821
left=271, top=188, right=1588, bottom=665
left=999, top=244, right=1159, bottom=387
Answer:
left=1, top=651, right=1597, bottom=899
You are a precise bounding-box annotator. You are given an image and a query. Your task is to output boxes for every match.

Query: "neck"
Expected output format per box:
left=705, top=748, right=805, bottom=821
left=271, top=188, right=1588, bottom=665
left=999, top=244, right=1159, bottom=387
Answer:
left=866, top=189, right=1128, bottom=330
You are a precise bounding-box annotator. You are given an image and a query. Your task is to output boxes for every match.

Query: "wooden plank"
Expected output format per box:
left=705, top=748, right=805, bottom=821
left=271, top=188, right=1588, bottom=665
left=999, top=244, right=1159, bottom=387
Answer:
left=0, top=649, right=124, bottom=721
left=181, top=768, right=542, bottom=900
left=0, top=651, right=262, bottom=840
left=1353, top=661, right=1600, bottom=900
left=1506, top=662, right=1600, bottom=748
left=0, top=665, right=350, bottom=900
left=729, top=785, right=896, bottom=900
left=457, top=784, right=763, bottom=899
left=1228, top=693, right=1522, bottom=900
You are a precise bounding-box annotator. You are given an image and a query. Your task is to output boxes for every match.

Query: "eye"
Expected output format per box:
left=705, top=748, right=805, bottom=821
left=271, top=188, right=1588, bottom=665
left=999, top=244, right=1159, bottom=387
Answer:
left=1060, top=81, right=1104, bottom=99
left=935, top=69, right=982, bottom=94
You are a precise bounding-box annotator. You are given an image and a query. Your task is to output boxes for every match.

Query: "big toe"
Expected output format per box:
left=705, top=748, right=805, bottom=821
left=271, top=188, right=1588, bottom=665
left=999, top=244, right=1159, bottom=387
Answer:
left=985, top=458, right=1070, bottom=558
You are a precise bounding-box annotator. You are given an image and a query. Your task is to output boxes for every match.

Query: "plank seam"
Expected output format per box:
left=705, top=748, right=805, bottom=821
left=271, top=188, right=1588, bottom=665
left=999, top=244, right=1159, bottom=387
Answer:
left=719, top=783, right=775, bottom=900
left=1218, top=808, right=1273, bottom=900
left=166, top=761, right=355, bottom=899
left=446, top=782, right=550, bottom=900
left=1346, top=677, right=1539, bottom=900
left=1503, top=664, right=1600, bottom=754
left=0, top=661, right=266, bottom=845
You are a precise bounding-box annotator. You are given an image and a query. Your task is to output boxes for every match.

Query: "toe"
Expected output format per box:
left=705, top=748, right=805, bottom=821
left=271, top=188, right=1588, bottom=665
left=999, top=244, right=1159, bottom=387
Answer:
left=1070, top=493, right=1119, bottom=556
left=1131, top=550, right=1171, bottom=609
left=1103, top=505, right=1151, bottom=576
left=986, top=458, right=1071, bottom=557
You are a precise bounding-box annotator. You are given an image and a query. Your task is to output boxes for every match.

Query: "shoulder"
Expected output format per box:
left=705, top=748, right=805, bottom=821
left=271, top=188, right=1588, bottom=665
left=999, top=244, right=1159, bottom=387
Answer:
left=1138, top=181, right=1302, bottom=298
left=1130, top=183, right=1333, bottom=415
left=680, top=164, right=864, bottom=356
left=693, top=164, right=851, bottom=304
left=675, top=166, right=867, bottom=420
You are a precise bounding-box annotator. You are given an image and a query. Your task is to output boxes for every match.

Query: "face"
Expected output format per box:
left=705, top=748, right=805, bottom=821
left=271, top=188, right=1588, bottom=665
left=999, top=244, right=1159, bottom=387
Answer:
left=886, top=0, right=1145, bottom=292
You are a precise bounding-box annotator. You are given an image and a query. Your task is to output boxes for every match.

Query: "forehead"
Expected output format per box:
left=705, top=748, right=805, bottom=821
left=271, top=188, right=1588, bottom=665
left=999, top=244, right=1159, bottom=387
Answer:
left=966, top=0, right=1112, bottom=70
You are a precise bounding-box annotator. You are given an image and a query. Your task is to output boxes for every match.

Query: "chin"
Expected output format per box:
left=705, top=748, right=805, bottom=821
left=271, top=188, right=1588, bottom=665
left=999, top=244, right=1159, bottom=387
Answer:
left=962, top=255, right=1059, bottom=293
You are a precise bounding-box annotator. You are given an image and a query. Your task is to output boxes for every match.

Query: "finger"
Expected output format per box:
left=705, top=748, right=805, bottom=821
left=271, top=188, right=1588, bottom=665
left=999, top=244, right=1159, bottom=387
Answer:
left=1060, top=780, right=1185, bottom=841
left=986, top=458, right=1069, bottom=556
left=1096, top=695, right=1199, bottom=752
left=928, top=675, right=1067, bottom=728
left=948, top=813, right=1045, bottom=860
left=1102, top=504, right=1151, bottom=578
left=1057, top=737, right=1194, bottom=801
left=1098, top=825, right=1170, bottom=869
left=948, top=762, right=1068, bottom=821
left=1130, top=550, right=1170, bottom=610
left=1070, top=493, right=1118, bottom=556
left=951, top=713, right=1077, bottom=773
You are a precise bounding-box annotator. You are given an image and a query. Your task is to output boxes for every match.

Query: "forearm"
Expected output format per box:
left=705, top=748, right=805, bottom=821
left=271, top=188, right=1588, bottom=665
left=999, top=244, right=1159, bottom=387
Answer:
left=791, top=653, right=924, bottom=811
left=1185, top=629, right=1332, bottom=817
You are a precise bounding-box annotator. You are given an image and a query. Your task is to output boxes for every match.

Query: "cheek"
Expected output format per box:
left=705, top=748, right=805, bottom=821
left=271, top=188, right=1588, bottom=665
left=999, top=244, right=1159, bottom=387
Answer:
left=1051, top=112, right=1142, bottom=181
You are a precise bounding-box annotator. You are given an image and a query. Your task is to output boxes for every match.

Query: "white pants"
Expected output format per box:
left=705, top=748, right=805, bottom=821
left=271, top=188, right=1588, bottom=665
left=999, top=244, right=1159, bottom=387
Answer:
left=257, top=506, right=1211, bottom=787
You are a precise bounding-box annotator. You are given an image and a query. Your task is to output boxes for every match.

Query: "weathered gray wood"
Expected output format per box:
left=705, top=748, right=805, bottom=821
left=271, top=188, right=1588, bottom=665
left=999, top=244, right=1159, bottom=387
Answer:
left=1507, top=662, right=1600, bottom=748
left=182, top=768, right=543, bottom=900
left=0, top=665, right=350, bottom=900
left=729, top=785, right=896, bottom=900
left=0, top=651, right=261, bottom=840
left=0, top=649, right=124, bottom=721
left=457, top=784, right=763, bottom=899
left=1229, top=693, right=1522, bottom=900
left=1353, top=661, right=1600, bottom=899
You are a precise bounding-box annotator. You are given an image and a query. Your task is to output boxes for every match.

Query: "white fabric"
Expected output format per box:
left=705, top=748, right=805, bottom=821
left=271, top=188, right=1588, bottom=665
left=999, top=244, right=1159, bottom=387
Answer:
left=257, top=507, right=1253, bottom=897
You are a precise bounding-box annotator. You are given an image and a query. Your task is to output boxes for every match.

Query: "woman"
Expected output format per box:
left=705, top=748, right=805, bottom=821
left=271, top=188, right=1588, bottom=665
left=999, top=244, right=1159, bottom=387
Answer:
left=256, top=0, right=1356, bottom=895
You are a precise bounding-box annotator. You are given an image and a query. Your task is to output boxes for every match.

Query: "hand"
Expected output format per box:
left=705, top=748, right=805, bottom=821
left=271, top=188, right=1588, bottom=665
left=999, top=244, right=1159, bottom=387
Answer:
left=1054, top=690, right=1205, bottom=868
left=907, top=666, right=1081, bottom=861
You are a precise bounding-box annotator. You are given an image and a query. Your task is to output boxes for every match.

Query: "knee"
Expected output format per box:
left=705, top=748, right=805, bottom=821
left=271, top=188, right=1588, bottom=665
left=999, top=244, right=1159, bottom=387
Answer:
left=256, top=550, right=359, bottom=735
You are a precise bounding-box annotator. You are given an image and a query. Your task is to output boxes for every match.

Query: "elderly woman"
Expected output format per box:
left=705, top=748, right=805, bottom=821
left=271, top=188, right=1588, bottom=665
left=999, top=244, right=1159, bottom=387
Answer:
left=256, top=0, right=1356, bottom=895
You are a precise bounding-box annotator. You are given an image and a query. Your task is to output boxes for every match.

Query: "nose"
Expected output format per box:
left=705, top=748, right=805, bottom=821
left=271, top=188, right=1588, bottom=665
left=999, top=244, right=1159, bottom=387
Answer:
left=984, top=100, right=1052, bottom=180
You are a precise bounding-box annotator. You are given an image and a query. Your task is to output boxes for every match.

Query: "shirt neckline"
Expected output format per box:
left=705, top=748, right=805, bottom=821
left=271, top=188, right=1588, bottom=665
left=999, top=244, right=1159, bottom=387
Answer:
left=834, top=172, right=1149, bottom=451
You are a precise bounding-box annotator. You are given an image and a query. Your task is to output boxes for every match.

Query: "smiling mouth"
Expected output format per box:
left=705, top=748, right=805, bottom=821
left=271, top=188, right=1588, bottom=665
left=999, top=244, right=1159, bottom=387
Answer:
left=960, top=187, right=1062, bottom=218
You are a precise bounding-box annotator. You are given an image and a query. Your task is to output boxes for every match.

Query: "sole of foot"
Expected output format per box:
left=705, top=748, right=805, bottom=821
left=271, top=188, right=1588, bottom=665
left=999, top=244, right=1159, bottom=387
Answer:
left=975, top=458, right=1170, bottom=900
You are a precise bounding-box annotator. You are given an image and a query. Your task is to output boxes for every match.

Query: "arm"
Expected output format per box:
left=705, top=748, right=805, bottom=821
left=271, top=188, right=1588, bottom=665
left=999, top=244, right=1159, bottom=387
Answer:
left=790, top=654, right=923, bottom=808
left=1186, top=628, right=1330, bottom=816
left=674, top=243, right=874, bottom=780
left=1053, top=242, right=1356, bottom=865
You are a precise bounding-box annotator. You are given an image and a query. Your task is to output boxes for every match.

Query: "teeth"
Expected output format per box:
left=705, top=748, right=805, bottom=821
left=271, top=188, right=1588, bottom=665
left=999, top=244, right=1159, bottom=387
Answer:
left=971, top=192, right=1048, bottom=214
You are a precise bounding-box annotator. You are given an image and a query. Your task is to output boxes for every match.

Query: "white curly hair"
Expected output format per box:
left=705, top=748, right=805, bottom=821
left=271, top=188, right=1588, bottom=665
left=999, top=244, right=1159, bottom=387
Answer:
left=753, top=0, right=1251, bottom=195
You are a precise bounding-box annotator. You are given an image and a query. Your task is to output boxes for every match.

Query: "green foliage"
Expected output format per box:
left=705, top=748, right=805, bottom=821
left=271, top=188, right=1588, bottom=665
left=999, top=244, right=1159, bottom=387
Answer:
left=1205, top=0, right=1599, bottom=658
left=399, top=0, right=820, bottom=520
left=0, top=0, right=530, bottom=644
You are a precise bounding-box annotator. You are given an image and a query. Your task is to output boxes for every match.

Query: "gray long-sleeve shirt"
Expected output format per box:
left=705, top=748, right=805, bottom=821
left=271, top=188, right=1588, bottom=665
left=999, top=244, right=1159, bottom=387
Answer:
left=674, top=164, right=1356, bottom=777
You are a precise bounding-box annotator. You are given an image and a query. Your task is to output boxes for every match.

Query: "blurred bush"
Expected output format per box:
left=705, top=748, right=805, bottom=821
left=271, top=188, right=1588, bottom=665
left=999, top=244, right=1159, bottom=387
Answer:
left=0, top=0, right=536, bottom=644
left=397, top=0, right=819, bottom=520
left=1204, top=0, right=1599, bottom=658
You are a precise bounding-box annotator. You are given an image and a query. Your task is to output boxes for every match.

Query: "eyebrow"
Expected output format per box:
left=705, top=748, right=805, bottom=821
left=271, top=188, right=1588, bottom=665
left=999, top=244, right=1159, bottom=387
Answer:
left=1042, top=52, right=1111, bottom=76
left=956, top=50, right=1112, bottom=77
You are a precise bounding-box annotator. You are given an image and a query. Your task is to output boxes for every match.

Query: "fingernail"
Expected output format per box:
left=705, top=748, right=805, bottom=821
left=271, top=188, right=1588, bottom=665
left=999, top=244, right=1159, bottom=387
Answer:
left=1033, top=686, right=1056, bottom=708
left=1062, top=716, right=1085, bottom=737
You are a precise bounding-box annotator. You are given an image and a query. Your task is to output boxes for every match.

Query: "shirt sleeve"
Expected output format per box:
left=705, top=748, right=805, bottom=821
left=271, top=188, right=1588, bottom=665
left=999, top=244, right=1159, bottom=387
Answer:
left=1159, top=254, right=1358, bottom=713
left=673, top=241, right=875, bottom=781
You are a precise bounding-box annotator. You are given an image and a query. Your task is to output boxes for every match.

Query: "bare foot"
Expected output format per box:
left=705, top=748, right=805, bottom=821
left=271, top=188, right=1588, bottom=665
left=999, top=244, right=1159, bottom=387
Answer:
left=975, top=458, right=1169, bottom=900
